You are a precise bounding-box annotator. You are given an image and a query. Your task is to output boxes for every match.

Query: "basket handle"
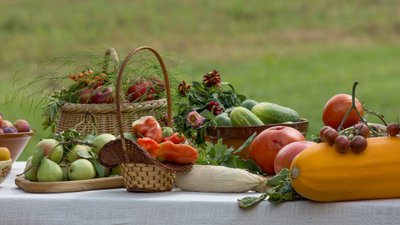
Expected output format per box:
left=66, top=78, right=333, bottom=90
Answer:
left=115, top=46, right=172, bottom=154
left=102, top=47, right=119, bottom=74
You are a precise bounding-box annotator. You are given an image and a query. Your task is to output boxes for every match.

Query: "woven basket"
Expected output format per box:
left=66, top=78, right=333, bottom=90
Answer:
left=98, top=46, right=191, bottom=192
left=54, top=47, right=167, bottom=136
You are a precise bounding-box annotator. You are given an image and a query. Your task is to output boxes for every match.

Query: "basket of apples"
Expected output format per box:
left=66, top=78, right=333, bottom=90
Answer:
left=51, top=47, right=168, bottom=136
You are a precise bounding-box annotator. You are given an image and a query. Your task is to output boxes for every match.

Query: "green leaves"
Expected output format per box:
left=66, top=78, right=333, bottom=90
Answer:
left=174, top=74, right=247, bottom=145
left=196, top=134, right=262, bottom=174
left=238, top=168, right=302, bottom=208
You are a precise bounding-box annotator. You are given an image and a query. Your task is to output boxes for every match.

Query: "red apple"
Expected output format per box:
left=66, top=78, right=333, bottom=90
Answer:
left=78, top=87, right=95, bottom=104
left=14, top=119, right=31, bottom=132
left=126, top=81, right=156, bottom=102
left=91, top=86, right=114, bottom=104
left=248, top=126, right=305, bottom=174
left=274, top=140, right=316, bottom=174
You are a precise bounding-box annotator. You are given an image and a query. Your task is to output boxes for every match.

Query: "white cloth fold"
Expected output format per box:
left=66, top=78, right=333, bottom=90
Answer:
left=0, top=162, right=399, bottom=225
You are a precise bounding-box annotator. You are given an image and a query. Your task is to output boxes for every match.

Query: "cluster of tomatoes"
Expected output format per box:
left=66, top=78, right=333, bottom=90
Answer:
left=320, top=93, right=370, bottom=153
left=320, top=88, right=400, bottom=154
left=319, top=123, right=369, bottom=153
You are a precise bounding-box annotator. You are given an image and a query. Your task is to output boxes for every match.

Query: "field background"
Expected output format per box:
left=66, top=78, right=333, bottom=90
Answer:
left=1, top=0, right=400, bottom=160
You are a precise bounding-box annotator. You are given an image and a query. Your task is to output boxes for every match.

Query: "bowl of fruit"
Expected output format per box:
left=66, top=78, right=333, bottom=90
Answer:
left=0, top=147, right=12, bottom=185
left=0, top=116, right=34, bottom=162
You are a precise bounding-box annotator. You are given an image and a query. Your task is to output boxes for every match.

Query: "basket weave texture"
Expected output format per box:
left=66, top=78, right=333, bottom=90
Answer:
left=99, top=46, right=191, bottom=192
left=54, top=47, right=167, bottom=136
left=55, top=100, right=167, bottom=136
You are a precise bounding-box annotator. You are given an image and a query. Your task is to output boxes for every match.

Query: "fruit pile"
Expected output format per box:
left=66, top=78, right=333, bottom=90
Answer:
left=69, top=70, right=165, bottom=105
left=0, top=113, right=31, bottom=134
left=23, top=115, right=198, bottom=183
left=22, top=131, right=119, bottom=182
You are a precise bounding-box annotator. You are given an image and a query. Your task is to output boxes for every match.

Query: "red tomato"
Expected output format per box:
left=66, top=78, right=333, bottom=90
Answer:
left=248, top=126, right=305, bottom=175
left=322, top=94, right=363, bottom=130
left=273, top=141, right=315, bottom=174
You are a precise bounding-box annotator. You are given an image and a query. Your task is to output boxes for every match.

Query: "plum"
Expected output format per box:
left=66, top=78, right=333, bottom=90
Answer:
left=14, top=119, right=31, bottom=132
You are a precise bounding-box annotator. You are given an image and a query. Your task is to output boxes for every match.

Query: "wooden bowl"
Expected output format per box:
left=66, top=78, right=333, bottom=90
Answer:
left=206, top=119, right=309, bottom=159
left=0, top=131, right=34, bottom=162
left=0, top=159, right=12, bottom=185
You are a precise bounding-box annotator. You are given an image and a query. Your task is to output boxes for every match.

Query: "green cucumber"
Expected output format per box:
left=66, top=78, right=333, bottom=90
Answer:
left=251, top=102, right=301, bottom=124
left=229, top=107, right=264, bottom=126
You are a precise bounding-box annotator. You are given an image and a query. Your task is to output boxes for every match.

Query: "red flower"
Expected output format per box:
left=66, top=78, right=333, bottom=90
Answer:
left=178, top=80, right=191, bottom=97
left=206, top=101, right=224, bottom=115
left=202, top=70, right=221, bottom=87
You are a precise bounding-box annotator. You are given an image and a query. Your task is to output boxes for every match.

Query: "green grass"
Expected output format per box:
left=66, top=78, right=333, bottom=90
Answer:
left=1, top=0, right=400, bottom=160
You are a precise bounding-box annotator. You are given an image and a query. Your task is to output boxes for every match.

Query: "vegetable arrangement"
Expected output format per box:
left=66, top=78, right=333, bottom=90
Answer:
left=132, top=116, right=198, bottom=165
left=239, top=81, right=400, bottom=207
left=174, top=69, right=302, bottom=144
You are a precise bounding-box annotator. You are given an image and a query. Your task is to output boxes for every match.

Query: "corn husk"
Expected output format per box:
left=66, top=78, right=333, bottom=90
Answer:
left=175, top=165, right=268, bottom=193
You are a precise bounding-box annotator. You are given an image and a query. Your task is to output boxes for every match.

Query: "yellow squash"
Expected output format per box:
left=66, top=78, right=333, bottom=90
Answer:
left=290, top=136, right=400, bottom=202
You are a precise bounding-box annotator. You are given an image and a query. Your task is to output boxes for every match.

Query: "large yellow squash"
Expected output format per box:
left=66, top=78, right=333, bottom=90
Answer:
left=290, top=136, right=400, bottom=202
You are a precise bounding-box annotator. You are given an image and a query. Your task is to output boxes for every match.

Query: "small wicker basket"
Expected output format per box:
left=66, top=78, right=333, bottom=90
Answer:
left=98, top=46, right=191, bottom=192
left=54, top=47, right=167, bottom=136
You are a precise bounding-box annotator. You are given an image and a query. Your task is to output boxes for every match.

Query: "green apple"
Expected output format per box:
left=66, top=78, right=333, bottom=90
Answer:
left=92, top=133, right=116, bottom=154
left=68, top=159, right=96, bottom=180
left=67, top=144, right=91, bottom=162
left=37, top=158, right=63, bottom=182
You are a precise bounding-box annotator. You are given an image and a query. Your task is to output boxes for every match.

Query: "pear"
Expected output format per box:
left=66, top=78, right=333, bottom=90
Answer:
left=67, top=144, right=92, bottom=162
left=37, top=158, right=63, bottom=182
left=36, top=139, right=64, bottom=163
left=92, top=133, right=116, bottom=154
left=60, top=163, right=69, bottom=181
left=110, top=165, right=122, bottom=176
left=23, top=156, right=37, bottom=181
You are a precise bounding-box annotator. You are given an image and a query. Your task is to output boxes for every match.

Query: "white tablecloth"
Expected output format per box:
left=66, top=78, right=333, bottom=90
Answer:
left=1, top=162, right=400, bottom=225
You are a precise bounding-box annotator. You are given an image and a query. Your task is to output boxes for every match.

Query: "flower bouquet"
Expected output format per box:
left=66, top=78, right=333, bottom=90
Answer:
left=173, top=69, right=247, bottom=144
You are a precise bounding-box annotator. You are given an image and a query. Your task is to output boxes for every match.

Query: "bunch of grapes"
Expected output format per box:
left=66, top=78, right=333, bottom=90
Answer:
left=319, top=123, right=370, bottom=154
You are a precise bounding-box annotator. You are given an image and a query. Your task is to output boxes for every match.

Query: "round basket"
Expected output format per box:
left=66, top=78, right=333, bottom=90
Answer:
left=98, top=46, right=191, bottom=192
left=54, top=47, right=167, bottom=136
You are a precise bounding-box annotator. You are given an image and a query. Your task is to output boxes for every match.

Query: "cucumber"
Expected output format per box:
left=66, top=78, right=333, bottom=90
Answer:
left=240, top=99, right=258, bottom=111
left=215, top=113, right=232, bottom=126
left=251, top=102, right=301, bottom=124
left=229, top=107, right=264, bottom=126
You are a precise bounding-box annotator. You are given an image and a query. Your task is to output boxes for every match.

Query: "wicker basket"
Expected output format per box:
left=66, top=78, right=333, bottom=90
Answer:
left=98, top=46, right=191, bottom=192
left=54, top=47, right=167, bottom=136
